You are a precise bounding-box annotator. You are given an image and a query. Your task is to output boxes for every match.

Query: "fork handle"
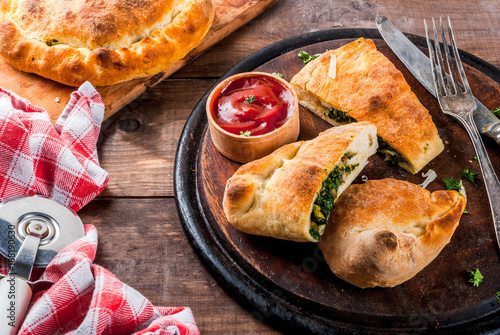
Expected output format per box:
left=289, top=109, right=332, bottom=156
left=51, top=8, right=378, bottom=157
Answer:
left=463, top=111, right=500, bottom=249
left=473, top=102, right=500, bottom=146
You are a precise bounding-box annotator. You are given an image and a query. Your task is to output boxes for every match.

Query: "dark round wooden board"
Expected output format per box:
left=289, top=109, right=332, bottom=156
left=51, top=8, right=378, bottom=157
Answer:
left=174, top=29, right=500, bottom=334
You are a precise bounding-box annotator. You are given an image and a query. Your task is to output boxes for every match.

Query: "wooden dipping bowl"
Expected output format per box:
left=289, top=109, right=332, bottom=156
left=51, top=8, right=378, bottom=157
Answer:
left=206, top=72, right=300, bottom=163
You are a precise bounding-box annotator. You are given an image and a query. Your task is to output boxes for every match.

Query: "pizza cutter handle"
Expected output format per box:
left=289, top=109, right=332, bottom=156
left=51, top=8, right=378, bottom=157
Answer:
left=0, top=276, right=32, bottom=335
left=0, top=222, right=46, bottom=334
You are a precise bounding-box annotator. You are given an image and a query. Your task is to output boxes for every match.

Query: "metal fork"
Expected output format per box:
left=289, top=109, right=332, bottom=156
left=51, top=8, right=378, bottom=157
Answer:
left=425, top=17, right=500, bottom=250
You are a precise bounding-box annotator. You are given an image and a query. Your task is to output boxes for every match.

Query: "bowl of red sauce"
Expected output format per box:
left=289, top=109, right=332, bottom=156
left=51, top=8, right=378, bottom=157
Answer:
left=206, top=72, right=300, bottom=163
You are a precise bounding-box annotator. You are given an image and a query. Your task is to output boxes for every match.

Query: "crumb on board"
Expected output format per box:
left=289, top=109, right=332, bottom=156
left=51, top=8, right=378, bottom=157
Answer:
left=55, top=97, right=61, bottom=103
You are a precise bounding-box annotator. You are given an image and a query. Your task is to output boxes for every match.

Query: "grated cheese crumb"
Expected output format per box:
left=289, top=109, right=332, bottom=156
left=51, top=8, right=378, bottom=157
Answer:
left=328, top=54, right=337, bottom=79
left=418, top=169, right=437, bottom=188
left=459, top=180, right=467, bottom=203
left=55, top=97, right=61, bottom=103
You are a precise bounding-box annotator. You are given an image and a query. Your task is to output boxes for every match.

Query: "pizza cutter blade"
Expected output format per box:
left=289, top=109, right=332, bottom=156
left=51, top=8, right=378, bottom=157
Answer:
left=0, top=196, right=85, bottom=335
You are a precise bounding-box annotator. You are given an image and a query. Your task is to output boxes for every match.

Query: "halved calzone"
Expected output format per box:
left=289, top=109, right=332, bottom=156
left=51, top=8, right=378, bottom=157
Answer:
left=223, top=122, right=378, bottom=242
left=0, top=0, right=214, bottom=86
left=290, top=38, right=444, bottom=174
left=318, top=178, right=466, bottom=288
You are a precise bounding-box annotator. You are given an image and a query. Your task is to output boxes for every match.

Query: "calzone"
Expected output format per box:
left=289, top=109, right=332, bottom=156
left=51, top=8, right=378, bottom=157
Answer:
left=0, top=0, right=214, bottom=86
left=223, top=122, right=378, bottom=242
left=290, top=38, right=444, bottom=174
left=318, top=178, right=466, bottom=288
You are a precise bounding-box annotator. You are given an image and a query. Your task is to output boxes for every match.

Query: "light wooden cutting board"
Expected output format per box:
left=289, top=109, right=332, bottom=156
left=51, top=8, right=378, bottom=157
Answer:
left=0, top=0, right=277, bottom=123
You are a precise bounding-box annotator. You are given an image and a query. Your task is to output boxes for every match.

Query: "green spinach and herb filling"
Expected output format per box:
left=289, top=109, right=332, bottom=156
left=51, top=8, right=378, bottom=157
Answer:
left=309, top=154, right=359, bottom=241
left=324, top=107, right=356, bottom=124
left=377, top=136, right=409, bottom=167
left=45, top=39, right=59, bottom=46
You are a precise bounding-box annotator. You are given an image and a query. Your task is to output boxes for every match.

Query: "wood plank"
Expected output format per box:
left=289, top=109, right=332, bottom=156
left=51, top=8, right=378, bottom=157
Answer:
left=175, top=0, right=500, bottom=79
left=97, top=79, right=216, bottom=198
left=83, top=198, right=279, bottom=335
left=0, top=0, right=278, bottom=123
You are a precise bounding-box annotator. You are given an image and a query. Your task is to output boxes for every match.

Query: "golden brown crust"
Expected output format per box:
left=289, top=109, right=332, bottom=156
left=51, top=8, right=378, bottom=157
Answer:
left=0, top=0, right=214, bottom=86
left=318, top=178, right=466, bottom=288
left=290, top=38, right=444, bottom=174
left=223, top=122, right=378, bottom=242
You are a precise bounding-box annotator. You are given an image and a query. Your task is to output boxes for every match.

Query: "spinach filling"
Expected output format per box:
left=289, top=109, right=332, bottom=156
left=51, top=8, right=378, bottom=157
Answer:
left=45, top=39, right=59, bottom=46
left=309, top=154, right=359, bottom=240
left=377, top=136, right=410, bottom=167
left=324, top=108, right=357, bottom=124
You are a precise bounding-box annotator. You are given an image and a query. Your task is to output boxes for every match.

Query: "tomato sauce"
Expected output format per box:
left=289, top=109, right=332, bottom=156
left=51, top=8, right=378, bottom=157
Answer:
left=210, top=74, right=295, bottom=136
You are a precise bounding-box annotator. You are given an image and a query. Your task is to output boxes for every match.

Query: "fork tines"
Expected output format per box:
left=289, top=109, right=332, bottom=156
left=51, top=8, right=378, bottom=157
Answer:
left=424, top=17, right=471, bottom=97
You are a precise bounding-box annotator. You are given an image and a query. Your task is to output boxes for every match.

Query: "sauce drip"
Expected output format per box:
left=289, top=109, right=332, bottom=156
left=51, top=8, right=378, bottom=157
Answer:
left=211, top=74, right=295, bottom=136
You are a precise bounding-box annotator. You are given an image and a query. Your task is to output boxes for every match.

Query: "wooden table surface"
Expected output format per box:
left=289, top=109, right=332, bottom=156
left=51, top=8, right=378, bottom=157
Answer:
left=81, top=1, right=500, bottom=334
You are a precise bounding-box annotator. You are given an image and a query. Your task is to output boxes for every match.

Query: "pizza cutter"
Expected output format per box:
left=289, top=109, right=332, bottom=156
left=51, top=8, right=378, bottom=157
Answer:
left=0, top=196, right=85, bottom=335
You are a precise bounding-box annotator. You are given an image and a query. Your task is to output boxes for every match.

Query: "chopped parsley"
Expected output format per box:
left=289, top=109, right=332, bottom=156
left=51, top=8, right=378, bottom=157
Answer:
left=492, top=107, right=500, bottom=117
left=244, top=95, right=256, bottom=104
left=473, top=156, right=478, bottom=161
left=463, top=208, right=469, bottom=214
left=443, top=176, right=461, bottom=191
left=462, top=169, right=479, bottom=187
left=468, top=268, right=483, bottom=287
left=240, top=130, right=251, bottom=136
left=496, top=291, right=500, bottom=304
left=272, top=72, right=284, bottom=78
left=298, top=51, right=320, bottom=64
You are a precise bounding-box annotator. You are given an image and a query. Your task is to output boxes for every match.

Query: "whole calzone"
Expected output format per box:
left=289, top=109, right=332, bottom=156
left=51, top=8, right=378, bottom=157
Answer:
left=290, top=38, right=444, bottom=174
left=0, top=0, right=214, bottom=86
left=318, top=178, right=466, bottom=288
left=223, top=122, right=378, bottom=242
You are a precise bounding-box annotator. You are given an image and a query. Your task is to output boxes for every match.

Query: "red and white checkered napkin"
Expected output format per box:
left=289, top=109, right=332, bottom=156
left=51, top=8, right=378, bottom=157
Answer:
left=0, top=83, right=200, bottom=335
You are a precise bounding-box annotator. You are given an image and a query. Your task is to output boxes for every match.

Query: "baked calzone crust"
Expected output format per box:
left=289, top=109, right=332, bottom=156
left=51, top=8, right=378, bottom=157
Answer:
left=0, top=0, right=214, bottom=86
left=318, top=178, right=466, bottom=288
left=290, top=38, right=444, bottom=174
left=223, top=122, right=378, bottom=242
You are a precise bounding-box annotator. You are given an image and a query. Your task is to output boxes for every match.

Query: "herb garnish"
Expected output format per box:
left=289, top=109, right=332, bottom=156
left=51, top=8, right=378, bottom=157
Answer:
left=462, top=169, right=479, bottom=187
left=463, top=208, right=469, bottom=214
left=496, top=291, right=500, bottom=304
left=45, top=39, right=58, bottom=46
left=298, top=51, right=320, bottom=64
left=468, top=268, right=483, bottom=287
left=244, top=95, right=256, bottom=104
left=240, top=130, right=251, bottom=136
left=443, top=177, right=461, bottom=191
left=492, top=107, right=500, bottom=116
left=473, top=156, right=478, bottom=161
left=272, top=72, right=284, bottom=78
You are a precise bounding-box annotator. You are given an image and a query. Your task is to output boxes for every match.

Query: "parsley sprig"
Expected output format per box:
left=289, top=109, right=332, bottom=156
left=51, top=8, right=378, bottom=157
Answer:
left=240, top=130, right=251, bottom=137
left=469, top=268, right=483, bottom=287
left=244, top=95, right=256, bottom=104
left=492, top=107, right=500, bottom=117
left=462, top=169, right=479, bottom=187
left=298, top=51, right=320, bottom=64
left=443, top=176, right=461, bottom=191
left=272, top=72, right=284, bottom=78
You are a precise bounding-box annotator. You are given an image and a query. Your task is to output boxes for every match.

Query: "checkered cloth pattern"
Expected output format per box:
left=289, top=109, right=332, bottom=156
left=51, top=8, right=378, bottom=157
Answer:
left=0, top=82, right=107, bottom=212
left=0, top=83, right=200, bottom=335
